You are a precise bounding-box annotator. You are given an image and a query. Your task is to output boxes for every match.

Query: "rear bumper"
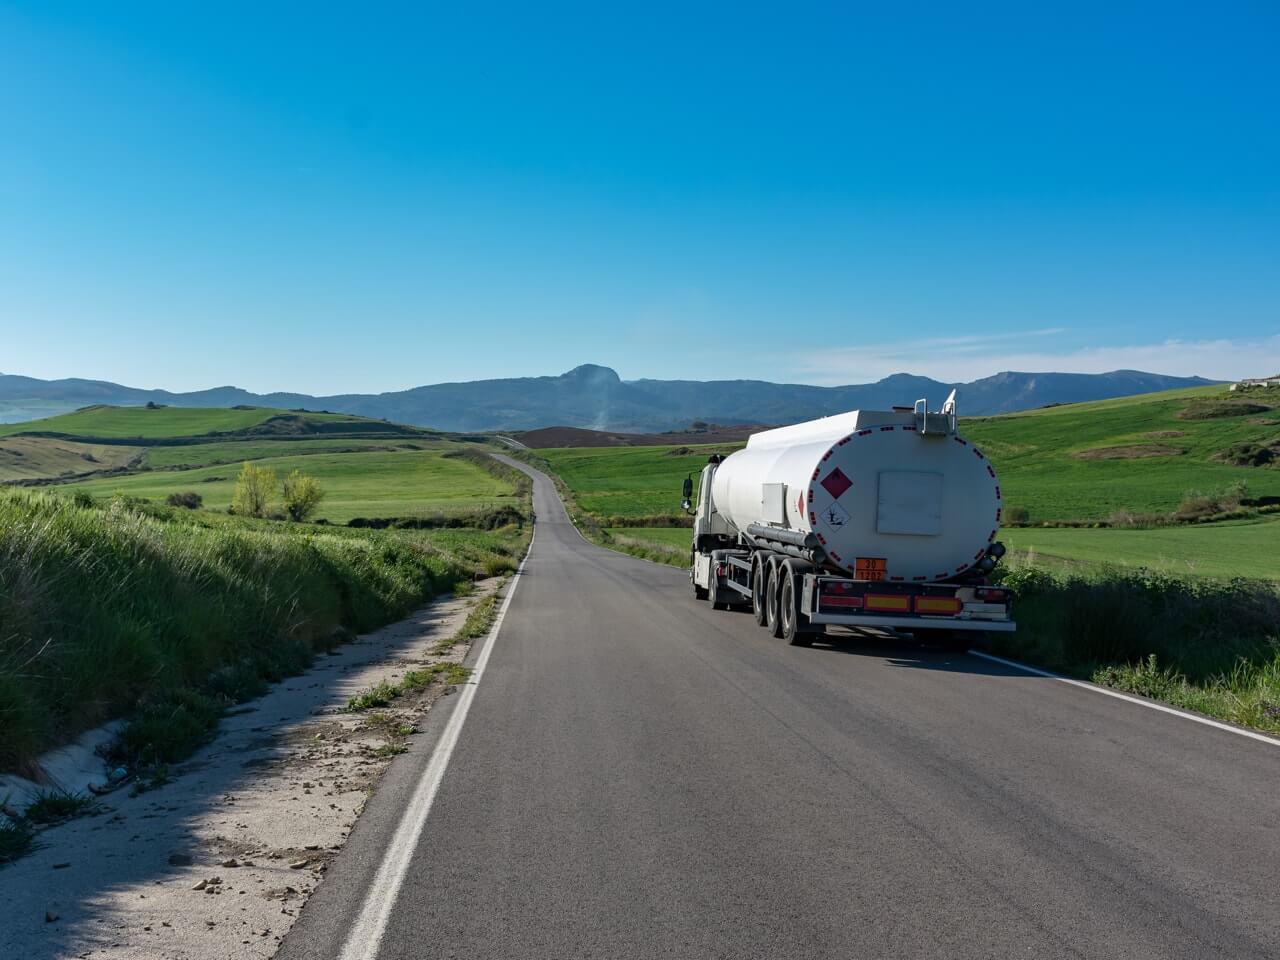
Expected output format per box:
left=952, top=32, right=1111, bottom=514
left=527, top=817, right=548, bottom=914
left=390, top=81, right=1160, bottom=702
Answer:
left=807, top=612, right=1015, bottom=632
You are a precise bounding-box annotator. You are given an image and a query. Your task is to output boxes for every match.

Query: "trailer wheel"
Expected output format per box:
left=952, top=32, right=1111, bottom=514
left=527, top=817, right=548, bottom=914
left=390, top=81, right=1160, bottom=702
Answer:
left=779, top=573, right=812, bottom=646
left=751, top=561, right=769, bottom=626
left=765, top=565, right=784, bottom=638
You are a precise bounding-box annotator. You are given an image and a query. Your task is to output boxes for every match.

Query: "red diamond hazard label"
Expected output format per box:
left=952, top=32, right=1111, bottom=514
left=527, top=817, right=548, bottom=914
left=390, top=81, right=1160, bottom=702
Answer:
left=820, top=467, right=852, bottom=499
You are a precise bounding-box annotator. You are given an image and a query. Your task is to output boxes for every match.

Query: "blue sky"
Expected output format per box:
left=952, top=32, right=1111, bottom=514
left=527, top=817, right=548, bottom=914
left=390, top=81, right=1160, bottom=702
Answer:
left=1, top=1, right=1277, bottom=393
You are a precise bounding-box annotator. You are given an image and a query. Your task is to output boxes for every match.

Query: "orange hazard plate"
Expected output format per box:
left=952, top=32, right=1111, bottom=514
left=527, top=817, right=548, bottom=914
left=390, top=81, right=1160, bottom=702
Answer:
left=855, top=557, right=887, bottom=581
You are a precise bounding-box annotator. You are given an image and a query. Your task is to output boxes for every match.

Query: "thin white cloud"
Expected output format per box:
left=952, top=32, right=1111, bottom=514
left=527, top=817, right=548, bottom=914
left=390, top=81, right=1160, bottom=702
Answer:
left=790, top=333, right=1280, bottom=385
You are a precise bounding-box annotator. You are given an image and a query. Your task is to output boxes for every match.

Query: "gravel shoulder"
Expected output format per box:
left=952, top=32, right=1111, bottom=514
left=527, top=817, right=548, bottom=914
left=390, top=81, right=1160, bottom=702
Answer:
left=1, top=579, right=505, bottom=960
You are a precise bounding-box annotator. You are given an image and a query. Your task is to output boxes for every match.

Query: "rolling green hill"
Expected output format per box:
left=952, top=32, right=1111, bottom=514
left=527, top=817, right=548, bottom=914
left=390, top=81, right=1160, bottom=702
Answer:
left=0, top=404, right=420, bottom=442
left=0, top=436, right=143, bottom=483
left=962, top=385, right=1280, bottom=521
left=64, top=449, right=519, bottom=523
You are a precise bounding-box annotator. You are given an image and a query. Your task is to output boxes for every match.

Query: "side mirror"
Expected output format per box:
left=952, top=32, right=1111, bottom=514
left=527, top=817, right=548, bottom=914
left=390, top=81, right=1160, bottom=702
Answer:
left=681, top=476, right=693, bottom=499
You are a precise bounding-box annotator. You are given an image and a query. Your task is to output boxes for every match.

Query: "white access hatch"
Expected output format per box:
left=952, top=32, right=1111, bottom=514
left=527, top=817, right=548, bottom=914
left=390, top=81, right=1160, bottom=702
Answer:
left=876, top=471, right=943, bottom=536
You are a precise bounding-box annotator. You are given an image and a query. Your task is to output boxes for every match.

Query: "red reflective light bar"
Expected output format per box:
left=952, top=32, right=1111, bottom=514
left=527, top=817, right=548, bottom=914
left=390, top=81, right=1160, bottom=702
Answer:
left=914, top=596, right=962, bottom=615
left=821, top=595, right=864, bottom=608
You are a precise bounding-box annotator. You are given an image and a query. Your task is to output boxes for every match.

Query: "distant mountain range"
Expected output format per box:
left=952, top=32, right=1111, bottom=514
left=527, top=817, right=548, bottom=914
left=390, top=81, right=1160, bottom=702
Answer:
left=0, top=365, right=1217, bottom=433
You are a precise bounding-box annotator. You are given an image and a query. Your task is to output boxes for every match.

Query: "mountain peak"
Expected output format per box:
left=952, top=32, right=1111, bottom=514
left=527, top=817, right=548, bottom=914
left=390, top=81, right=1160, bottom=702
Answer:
left=561, top=364, right=621, bottom=384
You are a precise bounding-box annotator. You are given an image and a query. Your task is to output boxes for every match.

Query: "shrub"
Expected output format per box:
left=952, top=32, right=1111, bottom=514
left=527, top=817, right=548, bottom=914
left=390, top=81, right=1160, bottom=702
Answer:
left=230, top=462, right=276, bottom=518
left=1174, top=481, right=1249, bottom=521
left=281, top=469, right=325, bottom=522
left=1004, top=505, right=1030, bottom=523
left=1218, top=441, right=1278, bottom=467
left=166, top=491, right=203, bottom=509
left=71, top=491, right=94, bottom=509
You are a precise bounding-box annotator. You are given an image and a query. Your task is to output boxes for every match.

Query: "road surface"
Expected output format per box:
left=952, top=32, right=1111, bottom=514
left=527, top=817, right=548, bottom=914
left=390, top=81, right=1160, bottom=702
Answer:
left=280, top=459, right=1280, bottom=959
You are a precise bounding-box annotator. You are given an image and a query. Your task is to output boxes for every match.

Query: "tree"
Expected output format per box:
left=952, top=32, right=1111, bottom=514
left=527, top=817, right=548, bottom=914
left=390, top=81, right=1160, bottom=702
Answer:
left=230, top=462, right=276, bottom=518
left=281, top=469, right=325, bottom=522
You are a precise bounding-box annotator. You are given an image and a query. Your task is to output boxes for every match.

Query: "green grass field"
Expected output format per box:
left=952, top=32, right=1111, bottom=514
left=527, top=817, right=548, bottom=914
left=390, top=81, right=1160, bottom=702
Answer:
left=962, top=386, right=1280, bottom=521
left=1001, top=516, right=1280, bottom=581
left=540, top=444, right=741, bottom=518
left=605, top=526, right=689, bottom=547
left=66, top=449, right=518, bottom=522
left=0, top=436, right=143, bottom=482
left=142, top=437, right=447, bottom=469
left=0, top=405, right=310, bottom=438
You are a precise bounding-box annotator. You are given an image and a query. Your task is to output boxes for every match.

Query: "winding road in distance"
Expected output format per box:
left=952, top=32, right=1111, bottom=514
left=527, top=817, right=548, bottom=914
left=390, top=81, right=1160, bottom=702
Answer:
left=280, top=458, right=1280, bottom=960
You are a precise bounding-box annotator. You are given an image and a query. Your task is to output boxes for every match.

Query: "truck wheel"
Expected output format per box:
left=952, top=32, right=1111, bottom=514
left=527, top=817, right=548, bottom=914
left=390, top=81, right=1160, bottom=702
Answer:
left=765, top=565, right=784, bottom=638
left=779, top=574, right=812, bottom=647
left=751, top=562, right=769, bottom=626
left=694, top=583, right=709, bottom=601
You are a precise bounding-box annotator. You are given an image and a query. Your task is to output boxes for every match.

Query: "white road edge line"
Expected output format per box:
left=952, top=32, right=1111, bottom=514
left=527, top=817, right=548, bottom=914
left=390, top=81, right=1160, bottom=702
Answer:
left=969, top=650, right=1280, bottom=747
left=337, top=524, right=536, bottom=960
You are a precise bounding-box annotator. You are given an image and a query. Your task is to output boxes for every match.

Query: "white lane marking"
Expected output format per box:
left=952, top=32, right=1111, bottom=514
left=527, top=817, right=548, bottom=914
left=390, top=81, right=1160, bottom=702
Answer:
left=337, top=525, right=536, bottom=960
left=970, top=650, right=1280, bottom=747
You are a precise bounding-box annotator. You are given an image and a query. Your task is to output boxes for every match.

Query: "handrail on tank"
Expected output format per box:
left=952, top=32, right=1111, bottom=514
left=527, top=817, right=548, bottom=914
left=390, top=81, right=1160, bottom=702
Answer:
left=914, top=391, right=958, bottom=436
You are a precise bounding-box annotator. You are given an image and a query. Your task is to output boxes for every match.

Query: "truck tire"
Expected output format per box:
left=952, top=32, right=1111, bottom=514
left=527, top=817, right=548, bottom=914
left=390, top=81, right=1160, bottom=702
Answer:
left=779, top=572, right=812, bottom=646
left=694, top=583, right=709, bottom=601
left=765, top=565, right=784, bottom=638
left=751, top=561, right=769, bottom=626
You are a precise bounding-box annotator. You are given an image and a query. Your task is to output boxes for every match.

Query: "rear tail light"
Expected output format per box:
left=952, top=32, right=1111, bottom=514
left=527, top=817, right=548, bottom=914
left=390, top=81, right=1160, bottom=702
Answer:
left=975, top=588, right=1009, bottom=603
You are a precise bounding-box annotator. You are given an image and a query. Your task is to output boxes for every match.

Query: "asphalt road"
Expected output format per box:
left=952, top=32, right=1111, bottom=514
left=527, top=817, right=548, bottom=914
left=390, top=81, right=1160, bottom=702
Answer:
left=280, top=459, right=1280, bottom=960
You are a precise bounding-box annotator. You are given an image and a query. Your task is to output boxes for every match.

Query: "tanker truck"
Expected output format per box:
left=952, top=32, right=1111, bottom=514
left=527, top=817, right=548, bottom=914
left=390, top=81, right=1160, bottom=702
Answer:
left=683, top=394, right=1014, bottom=649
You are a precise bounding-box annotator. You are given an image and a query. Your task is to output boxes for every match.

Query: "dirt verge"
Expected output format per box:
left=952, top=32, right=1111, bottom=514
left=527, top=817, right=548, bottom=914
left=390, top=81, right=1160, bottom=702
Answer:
left=0, top=580, right=504, bottom=960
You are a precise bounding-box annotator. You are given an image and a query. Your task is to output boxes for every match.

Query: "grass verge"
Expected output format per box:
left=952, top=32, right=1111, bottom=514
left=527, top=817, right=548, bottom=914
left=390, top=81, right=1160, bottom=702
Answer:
left=0, top=488, right=526, bottom=777
left=343, top=662, right=473, bottom=712
left=991, top=565, right=1280, bottom=734
left=0, top=817, right=36, bottom=865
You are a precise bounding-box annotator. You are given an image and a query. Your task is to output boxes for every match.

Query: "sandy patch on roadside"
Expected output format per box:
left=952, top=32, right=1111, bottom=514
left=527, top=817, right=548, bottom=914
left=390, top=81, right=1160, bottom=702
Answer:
left=0, top=579, right=503, bottom=960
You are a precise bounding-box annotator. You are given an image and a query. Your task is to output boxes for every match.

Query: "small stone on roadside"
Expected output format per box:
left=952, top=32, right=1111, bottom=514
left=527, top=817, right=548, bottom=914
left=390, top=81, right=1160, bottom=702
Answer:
left=220, top=858, right=239, bottom=868
left=288, top=860, right=309, bottom=869
left=191, top=880, right=207, bottom=891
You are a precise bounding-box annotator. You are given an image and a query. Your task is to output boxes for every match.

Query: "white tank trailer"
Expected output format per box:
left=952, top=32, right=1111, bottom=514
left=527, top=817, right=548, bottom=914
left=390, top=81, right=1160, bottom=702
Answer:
left=685, top=394, right=1015, bottom=648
